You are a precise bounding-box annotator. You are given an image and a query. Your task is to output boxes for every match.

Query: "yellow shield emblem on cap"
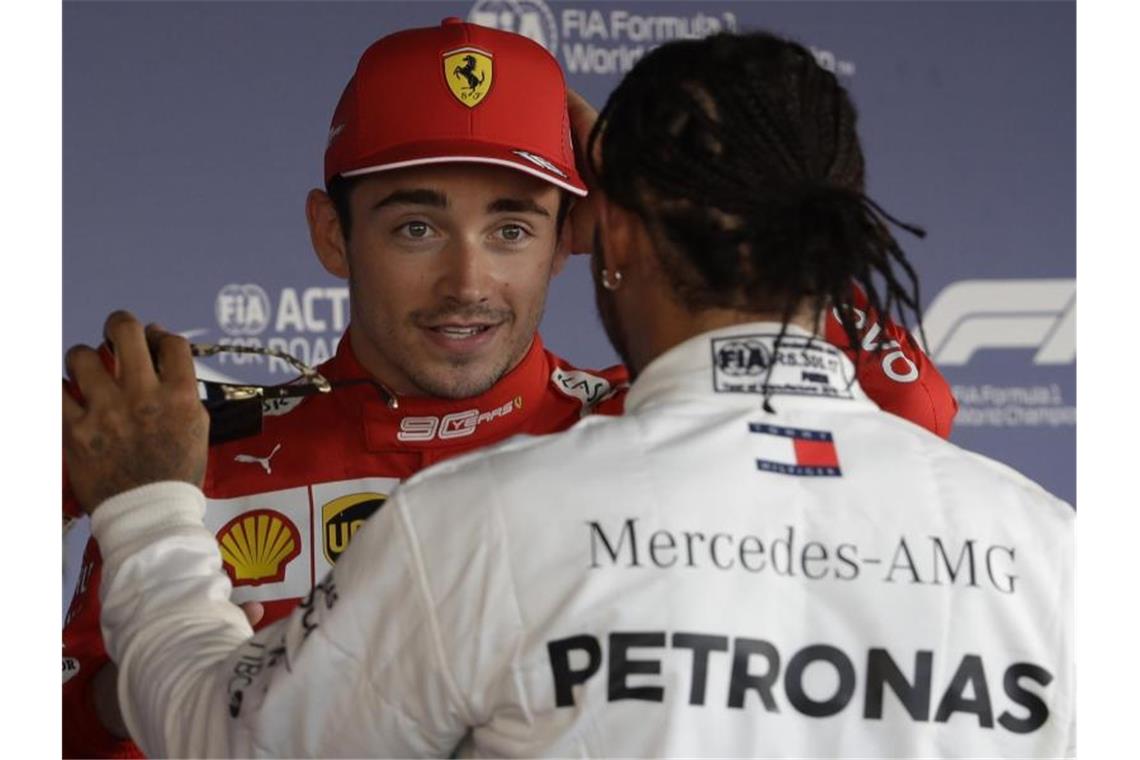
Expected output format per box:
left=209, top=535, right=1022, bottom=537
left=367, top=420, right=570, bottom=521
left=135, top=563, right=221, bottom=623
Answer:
left=444, top=48, right=493, bottom=108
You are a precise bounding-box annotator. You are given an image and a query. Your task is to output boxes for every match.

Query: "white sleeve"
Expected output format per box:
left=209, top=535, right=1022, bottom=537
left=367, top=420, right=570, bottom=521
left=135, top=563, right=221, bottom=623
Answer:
left=94, top=481, right=471, bottom=758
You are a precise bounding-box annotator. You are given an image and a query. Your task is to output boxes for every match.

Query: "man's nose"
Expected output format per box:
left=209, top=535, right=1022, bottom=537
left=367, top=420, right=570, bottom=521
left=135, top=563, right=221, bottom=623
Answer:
left=435, top=238, right=493, bottom=304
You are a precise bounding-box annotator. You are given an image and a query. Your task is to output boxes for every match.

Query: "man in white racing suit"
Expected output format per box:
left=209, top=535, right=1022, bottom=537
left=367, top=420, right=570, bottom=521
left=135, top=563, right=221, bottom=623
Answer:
left=63, top=30, right=1074, bottom=758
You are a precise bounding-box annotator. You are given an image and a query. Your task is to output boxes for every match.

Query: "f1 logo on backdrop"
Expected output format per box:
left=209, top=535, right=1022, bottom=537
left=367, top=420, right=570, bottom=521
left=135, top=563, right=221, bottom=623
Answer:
left=919, top=279, right=1075, bottom=366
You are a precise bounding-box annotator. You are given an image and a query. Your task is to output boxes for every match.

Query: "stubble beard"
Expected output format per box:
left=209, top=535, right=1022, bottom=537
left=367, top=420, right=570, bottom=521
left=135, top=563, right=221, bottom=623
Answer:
left=404, top=320, right=523, bottom=400
left=349, top=275, right=537, bottom=400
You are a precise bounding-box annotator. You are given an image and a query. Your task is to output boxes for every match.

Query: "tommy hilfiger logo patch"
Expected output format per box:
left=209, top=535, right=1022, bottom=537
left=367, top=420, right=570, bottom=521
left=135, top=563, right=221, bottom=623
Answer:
left=750, top=422, right=842, bottom=477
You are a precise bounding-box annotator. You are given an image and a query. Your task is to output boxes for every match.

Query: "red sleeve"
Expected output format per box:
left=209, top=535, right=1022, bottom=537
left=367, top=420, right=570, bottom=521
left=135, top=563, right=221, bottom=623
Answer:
left=62, top=537, right=145, bottom=758
left=825, top=287, right=958, bottom=438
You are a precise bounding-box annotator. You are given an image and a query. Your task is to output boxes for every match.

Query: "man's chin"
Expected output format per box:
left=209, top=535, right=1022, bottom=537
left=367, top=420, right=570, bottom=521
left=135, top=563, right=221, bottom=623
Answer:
left=404, top=357, right=508, bottom=400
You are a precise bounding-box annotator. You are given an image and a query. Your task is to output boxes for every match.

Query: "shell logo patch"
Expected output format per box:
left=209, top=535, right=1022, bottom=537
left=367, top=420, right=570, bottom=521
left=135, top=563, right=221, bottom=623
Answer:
left=444, top=47, right=493, bottom=107
left=216, top=509, right=302, bottom=586
left=322, top=492, right=388, bottom=565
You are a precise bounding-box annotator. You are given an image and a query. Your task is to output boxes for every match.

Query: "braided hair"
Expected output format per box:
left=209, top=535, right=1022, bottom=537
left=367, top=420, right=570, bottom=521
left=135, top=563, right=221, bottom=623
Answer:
left=588, top=31, right=926, bottom=356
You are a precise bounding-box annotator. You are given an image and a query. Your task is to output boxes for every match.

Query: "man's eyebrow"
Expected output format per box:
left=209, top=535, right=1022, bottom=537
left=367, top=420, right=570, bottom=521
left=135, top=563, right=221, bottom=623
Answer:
left=371, top=189, right=449, bottom=211
left=487, top=197, right=552, bottom=217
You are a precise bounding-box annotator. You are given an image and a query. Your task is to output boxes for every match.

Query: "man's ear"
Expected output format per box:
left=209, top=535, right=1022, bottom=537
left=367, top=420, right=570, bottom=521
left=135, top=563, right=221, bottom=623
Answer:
left=306, top=189, right=350, bottom=279
left=597, top=197, right=638, bottom=276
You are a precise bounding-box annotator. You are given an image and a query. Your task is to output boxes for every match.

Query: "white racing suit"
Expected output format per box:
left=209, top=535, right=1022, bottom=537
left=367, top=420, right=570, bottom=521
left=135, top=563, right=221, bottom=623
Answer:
left=92, top=323, right=1073, bottom=757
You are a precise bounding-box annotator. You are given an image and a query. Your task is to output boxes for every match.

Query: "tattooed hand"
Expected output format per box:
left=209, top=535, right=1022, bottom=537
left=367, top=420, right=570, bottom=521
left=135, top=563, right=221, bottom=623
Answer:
left=62, top=311, right=209, bottom=513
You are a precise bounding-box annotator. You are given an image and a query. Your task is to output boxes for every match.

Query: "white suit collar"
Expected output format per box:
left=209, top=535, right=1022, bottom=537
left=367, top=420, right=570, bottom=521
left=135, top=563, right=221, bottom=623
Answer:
left=624, top=322, right=876, bottom=413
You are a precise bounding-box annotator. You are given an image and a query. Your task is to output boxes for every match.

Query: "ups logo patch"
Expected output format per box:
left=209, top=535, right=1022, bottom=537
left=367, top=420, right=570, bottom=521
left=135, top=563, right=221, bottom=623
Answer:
left=322, top=492, right=387, bottom=564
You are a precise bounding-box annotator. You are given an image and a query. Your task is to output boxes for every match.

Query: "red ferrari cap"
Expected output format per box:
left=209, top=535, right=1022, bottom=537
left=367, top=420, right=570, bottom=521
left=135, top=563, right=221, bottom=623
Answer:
left=324, top=18, right=586, bottom=196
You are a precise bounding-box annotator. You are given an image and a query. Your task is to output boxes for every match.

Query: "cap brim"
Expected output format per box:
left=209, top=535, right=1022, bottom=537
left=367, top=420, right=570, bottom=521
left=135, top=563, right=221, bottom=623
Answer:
left=340, top=140, right=587, bottom=197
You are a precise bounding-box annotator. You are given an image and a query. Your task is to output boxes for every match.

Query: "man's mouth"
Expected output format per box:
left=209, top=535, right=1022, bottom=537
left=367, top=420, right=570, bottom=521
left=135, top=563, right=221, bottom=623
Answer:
left=429, top=324, right=496, bottom=340
left=419, top=321, right=507, bottom=354
left=414, top=306, right=512, bottom=354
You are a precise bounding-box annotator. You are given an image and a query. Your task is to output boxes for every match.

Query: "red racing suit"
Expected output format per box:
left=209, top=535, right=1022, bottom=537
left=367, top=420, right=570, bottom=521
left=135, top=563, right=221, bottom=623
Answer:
left=62, top=302, right=956, bottom=757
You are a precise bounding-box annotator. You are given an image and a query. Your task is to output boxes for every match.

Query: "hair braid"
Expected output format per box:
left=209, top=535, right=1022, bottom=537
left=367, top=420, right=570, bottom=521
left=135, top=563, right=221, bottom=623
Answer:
left=589, top=31, right=927, bottom=360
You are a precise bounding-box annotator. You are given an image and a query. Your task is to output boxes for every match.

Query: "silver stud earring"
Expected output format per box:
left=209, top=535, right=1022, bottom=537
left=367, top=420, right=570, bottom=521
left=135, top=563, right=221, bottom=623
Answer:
left=601, top=269, right=623, bottom=291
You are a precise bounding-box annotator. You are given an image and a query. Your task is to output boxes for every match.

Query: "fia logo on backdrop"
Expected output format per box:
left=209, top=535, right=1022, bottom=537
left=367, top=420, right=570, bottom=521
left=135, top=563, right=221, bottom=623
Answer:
left=190, top=283, right=350, bottom=384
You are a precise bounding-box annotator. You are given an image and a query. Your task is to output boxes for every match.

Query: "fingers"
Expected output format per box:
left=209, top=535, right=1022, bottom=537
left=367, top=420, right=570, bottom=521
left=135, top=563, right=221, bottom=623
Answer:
left=566, top=89, right=601, bottom=180
left=103, top=311, right=157, bottom=389
left=240, top=601, right=265, bottom=627
left=65, top=344, right=117, bottom=404
left=566, top=89, right=598, bottom=138
left=62, top=381, right=85, bottom=426
left=145, top=324, right=198, bottom=389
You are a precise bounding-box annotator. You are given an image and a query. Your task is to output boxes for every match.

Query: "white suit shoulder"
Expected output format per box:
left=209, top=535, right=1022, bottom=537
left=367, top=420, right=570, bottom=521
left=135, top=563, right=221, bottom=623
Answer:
left=957, top=447, right=1073, bottom=515
left=912, top=415, right=1074, bottom=521
left=396, top=413, right=629, bottom=502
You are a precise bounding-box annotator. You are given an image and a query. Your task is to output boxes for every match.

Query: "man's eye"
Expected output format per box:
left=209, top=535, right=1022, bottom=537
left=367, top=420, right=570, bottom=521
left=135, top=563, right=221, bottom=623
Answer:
left=499, top=224, right=530, bottom=242
left=403, top=221, right=430, bottom=238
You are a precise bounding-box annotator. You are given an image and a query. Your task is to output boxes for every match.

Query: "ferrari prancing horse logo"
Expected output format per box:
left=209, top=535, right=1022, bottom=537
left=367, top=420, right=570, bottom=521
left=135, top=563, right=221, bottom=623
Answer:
left=444, top=47, right=493, bottom=107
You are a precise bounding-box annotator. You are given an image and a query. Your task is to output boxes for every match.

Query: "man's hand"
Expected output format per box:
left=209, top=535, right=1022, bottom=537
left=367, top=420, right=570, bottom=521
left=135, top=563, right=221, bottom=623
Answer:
left=62, top=311, right=209, bottom=514
left=567, top=88, right=599, bottom=179
left=567, top=89, right=602, bottom=255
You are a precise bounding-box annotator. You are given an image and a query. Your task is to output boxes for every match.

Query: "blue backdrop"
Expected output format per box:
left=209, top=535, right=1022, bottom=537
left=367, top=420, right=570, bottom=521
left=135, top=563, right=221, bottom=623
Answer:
left=63, top=0, right=1075, bottom=610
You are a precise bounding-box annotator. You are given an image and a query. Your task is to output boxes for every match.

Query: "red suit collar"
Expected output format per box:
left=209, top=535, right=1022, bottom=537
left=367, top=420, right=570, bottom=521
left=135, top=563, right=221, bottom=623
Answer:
left=320, top=329, right=552, bottom=452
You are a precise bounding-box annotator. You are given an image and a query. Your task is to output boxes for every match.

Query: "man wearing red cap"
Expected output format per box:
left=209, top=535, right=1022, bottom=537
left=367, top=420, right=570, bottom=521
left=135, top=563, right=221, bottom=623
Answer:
left=62, top=19, right=957, bottom=757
